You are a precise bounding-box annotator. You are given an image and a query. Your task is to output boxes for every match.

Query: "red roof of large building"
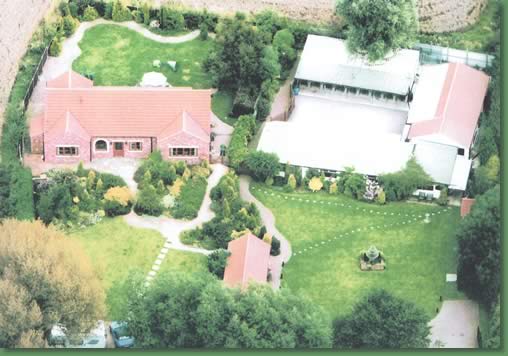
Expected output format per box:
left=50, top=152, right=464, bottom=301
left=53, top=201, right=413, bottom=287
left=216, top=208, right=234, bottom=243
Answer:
left=38, top=71, right=211, bottom=141
left=408, top=63, right=489, bottom=148
left=460, top=197, right=476, bottom=218
left=223, top=233, right=271, bottom=289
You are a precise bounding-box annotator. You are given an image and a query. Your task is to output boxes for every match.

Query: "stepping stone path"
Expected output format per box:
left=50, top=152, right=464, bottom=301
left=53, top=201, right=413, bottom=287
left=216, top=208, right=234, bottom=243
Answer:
left=249, top=185, right=453, bottom=259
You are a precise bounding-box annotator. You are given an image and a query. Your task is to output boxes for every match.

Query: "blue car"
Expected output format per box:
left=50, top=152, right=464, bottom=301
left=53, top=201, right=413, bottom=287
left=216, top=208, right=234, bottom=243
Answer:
left=110, top=321, right=135, bottom=348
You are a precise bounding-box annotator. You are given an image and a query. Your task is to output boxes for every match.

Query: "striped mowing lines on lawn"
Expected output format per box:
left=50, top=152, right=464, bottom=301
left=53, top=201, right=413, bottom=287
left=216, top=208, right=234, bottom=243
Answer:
left=249, top=185, right=452, bottom=258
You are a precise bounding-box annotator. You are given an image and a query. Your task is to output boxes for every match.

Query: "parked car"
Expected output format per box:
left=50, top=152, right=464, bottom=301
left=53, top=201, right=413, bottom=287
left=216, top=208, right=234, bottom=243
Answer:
left=48, top=324, right=68, bottom=347
left=47, top=321, right=106, bottom=348
left=75, top=320, right=107, bottom=348
left=110, top=321, right=135, bottom=348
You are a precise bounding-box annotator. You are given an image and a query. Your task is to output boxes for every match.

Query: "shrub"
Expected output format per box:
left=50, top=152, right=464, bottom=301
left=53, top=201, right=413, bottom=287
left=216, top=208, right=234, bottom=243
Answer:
left=207, top=249, right=231, bottom=278
left=59, top=1, right=71, bottom=16
left=378, top=157, right=432, bottom=201
left=83, top=6, right=99, bottom=21
left=376, top=189, right=386, bottom=205
left=104, top=186, right=133, bottom=206
left=63, top=15, right=79, bottom=37
left=68, top=1, right=78, bottom=17
left=265, top=176, right=274, bottom=186
left=134, top=185, right=164, bottom=216
left=169, top=178, right=185, bottom=198
left=142, top=2, right=151, bottom=25
left=171, top=175, right=207, bottom=219
left=329, top=182, right=338, bottom=194
left=232, top=87, right=257, bottom=117
left=199, top=22, right=208, bottom=40
left=161, top=8, right=185, bottom=31
left=270, top=236, right=281, bottom=256
left=98, top=172, right=127, bottom=190
left=286, top=174, right=296, bottom=192
left=112, top=0, right=132, bottom=22
left=244, top=150, right=280, bottom=181
left=104, top=1, right=113, bottom=19
left=308, top=177, right=323, bottom=192
left=437, top=187, right=448, bottom=206
left=273, top=29, right=297, bottom=79
left=49, top=37, right=63, bottom=56
left=104, top=199, right=132, bottom=216
left=227, top=115, right=256, bottom=169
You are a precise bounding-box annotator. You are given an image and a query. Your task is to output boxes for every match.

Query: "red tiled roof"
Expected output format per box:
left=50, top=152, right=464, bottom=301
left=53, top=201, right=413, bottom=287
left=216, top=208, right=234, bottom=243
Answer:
left=460, top=197, right=475, bottom=218
left=43, top=71, right=211, bottom=138
left=223, top=233, right=271, bottom=289
left=45, top=111, right=91, bottom=141
left=159, top=111, right=209, bottom=142
left=409, top=63, right=490, bottom=148
left=47, top=70, right=94, bottom=88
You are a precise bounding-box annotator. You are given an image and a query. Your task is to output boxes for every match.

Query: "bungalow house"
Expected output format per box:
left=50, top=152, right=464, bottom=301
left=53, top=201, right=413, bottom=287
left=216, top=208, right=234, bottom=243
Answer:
left=257, top=35, right=489, bottom=193
left=223, top=233, right=271, bottom=289
left=29, top=70, right=212, bottom=164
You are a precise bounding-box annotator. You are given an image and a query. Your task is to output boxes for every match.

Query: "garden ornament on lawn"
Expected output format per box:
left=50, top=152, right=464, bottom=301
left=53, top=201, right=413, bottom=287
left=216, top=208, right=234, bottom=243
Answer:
left=366, top=245, right=380, bottom=263
left=167, top=61, right=177, bottom=72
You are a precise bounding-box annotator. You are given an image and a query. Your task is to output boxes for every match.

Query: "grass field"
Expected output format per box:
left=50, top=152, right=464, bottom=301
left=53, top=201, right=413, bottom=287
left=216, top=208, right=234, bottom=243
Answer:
left=417, top=0, right=499, bottom=52
left=72, top=24, right=234, bottom=123
left=159, top=249, right=207, bottom=275
left=70, top=217, right=164, bottom=318
left=251, top=183, right=464, bottom=319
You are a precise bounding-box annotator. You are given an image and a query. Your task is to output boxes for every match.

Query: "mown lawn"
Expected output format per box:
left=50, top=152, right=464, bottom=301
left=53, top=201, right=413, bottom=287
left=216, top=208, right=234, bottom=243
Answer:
left=417, top=0, right=499, bottom=52
left=158, top=249, right=208, bottom=275
left=70, top=217, right=165, bottom=318
left=251, top=183, right=464, bottom=319
left=72, top=24, right=233, bottom=122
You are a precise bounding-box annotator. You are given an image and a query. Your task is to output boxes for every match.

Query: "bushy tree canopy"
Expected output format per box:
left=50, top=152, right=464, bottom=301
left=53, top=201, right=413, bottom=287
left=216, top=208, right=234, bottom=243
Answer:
left=0, top=220, right=105, bottom=348
left=244, top=150, right=280, bottom=181
left=337, top=0, right=418, bottom=62
left=457, top=185, right=500, bottom=306
left=125, top=272, right=332, bottom=348
left=333, top=289, right=429, bottom=348
left=378, top=157, right=431, bottom=201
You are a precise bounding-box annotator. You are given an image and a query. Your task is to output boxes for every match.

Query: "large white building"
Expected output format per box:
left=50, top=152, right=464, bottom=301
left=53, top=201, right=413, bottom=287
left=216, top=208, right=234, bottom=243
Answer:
left=257, top=35, right=490, bottom=192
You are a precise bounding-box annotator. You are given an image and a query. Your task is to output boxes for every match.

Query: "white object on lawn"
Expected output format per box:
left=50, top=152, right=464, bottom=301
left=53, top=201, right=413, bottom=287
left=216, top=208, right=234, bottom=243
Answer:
left=167, top=60, right=177, bottom=71
left=446, top=273, right=457, bottom=282
left=140, top=72, right=168, bottom=87
left=152, top=60, right=161, bottom=68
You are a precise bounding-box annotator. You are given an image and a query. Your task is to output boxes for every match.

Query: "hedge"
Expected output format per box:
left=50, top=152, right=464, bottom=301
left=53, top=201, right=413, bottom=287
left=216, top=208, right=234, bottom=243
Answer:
left=171, top=175, right=208, bottom=219
left=8, top=165, right=35, bottom=220
left=227, top=115, right=256, bottom=170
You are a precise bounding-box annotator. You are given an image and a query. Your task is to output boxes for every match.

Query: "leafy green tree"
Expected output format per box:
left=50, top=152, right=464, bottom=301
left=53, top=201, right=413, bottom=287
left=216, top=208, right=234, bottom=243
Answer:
left=457, top=185, right=500, bottom=306
left=273, top=29, right=297, bottom=78
left=83, top=6, right=99, bottom=21
left=378, top=157, right=432, bottom=201
left=0, top=220, right=105, bottom=348
left=205, top=13, right=266, bottom=90
left=112, top=0, right=132, bottom=22
left=333, top=289, right=430, bottom=348
left=125, top=272, right=332, bottom=348
left=337, top=0, right=418, bottom=62
left=36, top=183, right=75, bottom=224
left=207, top=249, right=231, bottom=278
left=259, top=46, right=281, bottom=82
left=244, top=151, right=280, bottom=181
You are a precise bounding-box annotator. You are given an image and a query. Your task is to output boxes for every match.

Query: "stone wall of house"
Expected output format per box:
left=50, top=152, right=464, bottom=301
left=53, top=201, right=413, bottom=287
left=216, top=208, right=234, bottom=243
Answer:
left=0, top=0, right=52, bottom=135
left=169, top=0, right=488, bottom=33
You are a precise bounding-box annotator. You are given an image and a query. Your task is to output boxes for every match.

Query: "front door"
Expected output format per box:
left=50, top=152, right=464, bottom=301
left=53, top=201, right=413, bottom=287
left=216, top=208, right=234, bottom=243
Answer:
left=113, top=142, right=124, bottom=157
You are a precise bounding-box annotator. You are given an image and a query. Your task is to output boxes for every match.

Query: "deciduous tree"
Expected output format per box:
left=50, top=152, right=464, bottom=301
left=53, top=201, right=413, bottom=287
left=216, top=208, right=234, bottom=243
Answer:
left=333, top=289, right=429, bottom=348
left=337, top=0, right=418, bottom=62
left=0, top=220, right=105, bottom=348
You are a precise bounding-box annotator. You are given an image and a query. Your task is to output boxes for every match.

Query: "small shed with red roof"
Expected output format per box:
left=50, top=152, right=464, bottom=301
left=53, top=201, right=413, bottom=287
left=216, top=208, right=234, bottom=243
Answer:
left=30, top=70, right=212, bottom=164
left=223, top=233, right=271, bottom=289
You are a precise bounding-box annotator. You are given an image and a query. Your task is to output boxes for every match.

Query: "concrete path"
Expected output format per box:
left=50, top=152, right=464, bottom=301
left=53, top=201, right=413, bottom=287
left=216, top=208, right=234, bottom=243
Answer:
left=429, top=300, right=480, bottom=348
left=210, top=113, right=233, bottom=161
left=27, top=19, right=199, bottom=116
left=239, top=175, right=291, bottom=289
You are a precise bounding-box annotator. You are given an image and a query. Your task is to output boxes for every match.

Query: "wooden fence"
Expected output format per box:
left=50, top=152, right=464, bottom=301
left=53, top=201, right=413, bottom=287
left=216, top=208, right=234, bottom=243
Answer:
left=22, top=39, right=52, bottom=112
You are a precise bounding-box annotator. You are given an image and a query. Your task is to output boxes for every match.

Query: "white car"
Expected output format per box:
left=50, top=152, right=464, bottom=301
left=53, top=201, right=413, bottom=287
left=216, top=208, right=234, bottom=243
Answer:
left=48, top=321, right=106, bottom=348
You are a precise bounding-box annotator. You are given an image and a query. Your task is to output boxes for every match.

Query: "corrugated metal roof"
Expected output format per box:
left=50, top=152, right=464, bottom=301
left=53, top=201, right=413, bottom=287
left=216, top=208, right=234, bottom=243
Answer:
left=295, top=35, right=420, bottom=95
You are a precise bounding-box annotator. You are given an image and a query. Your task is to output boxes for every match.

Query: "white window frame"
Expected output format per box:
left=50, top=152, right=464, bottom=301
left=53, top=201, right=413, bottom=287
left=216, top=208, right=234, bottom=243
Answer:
left=168, top=146, right=199, bottom=157
left=56, top=145, right=79, bottom=157
left=127, top=141, right=143, bottom=152
left=93, top=138, right=109, bottom=153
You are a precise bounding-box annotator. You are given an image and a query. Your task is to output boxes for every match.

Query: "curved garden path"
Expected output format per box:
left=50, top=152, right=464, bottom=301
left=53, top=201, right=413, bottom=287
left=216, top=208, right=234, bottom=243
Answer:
left=239, top=175, right=291, bottom=289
